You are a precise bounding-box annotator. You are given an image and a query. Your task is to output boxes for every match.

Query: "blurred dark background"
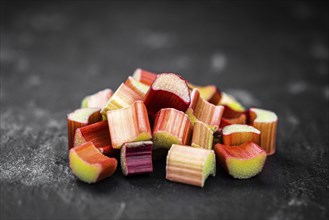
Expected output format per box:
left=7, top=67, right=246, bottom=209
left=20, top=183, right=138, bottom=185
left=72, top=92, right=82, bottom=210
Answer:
left=1, top=1, right=328, bottom=220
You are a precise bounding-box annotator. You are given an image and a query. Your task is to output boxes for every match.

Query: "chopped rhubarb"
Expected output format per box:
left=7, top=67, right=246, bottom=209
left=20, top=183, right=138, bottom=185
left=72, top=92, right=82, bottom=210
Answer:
left=132, top=68, right=157, bottom=86
left=81, top=89, right=113, bottom=109
left=69, top=141, right=117, bottom=183
left=153, top=108, right=192, bottom=149
left=101, top=83, right=143, bottom=117
left=124, top=76, right=150, bottom=97
left=120, top=141, right=153, bottom=176
left=214, top=142, right=267, bottom=179
left=191, top=121, right=214, bottom=150
left=166, top=144, right=216, bottom=187
left=74, top=120, right=113, bottom=155
left=187, top=89, right=224, bottom=131
left=249, top=108, right=278, bottom=155
left=67, top=108, right=102, bottom=150
left=220, top=113, right=247, bottom=128
left=107, top=101, right=152, bottom=149
left=188, top=83, right=221, bottom=104
left=144, top=73, right=191, bottom=121
left=222, top=124, right=260, bottom=146
left=217, top=92, right=245, bottom=112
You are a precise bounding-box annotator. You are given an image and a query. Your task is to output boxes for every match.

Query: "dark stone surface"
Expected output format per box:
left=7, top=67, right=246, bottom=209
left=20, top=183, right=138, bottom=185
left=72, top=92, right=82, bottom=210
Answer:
left=1, top=1, right=328, bottom=219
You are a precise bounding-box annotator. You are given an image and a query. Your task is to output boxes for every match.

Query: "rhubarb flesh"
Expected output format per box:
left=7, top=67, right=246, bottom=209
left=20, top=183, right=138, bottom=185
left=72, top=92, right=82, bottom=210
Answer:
left=69, top=141, right=117, bottom=183
left=222, top=124, right=260, bottom=146
left=81, top=89, right=113, bottom=109
left=166, top=144, right=216, bottom=187
left=249, top=108, right=278, bottom=155
left=107, top=101, right=152, bottom=149
left=153, top=108, right=192, bottom=149
left=101, top=83, right=143, bottom=117
left=120, top=141, right=153, bottom=176
left=67, top=108, right=102, bottom=150
left=218, top=92, right=245, bottom=112
left=214, top=142, right=267, bottom=179
left=125, top=76, right=150, bottom=97
left=144, top=73, right=191, bottom=121
left=188, top=89, right=224, bottom=130
left=74, top=120, right=113, bottom=154
left=132, top=68, right=157, bottom=86
left=191, top=121, right=214, bottom=150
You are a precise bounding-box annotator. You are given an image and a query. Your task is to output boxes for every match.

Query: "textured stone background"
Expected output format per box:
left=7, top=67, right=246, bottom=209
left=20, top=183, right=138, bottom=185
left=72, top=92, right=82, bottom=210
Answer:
left=1, top=1, right=328, bottom=219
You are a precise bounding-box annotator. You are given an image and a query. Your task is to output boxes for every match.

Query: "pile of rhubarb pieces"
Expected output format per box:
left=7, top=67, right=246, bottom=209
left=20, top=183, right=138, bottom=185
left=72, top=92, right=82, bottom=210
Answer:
left=67, top=69, right=278, bottom=187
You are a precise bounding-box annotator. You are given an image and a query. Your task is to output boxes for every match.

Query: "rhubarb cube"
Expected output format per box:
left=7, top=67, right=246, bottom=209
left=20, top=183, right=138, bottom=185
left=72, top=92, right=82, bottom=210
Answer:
left=120, top=141, right=153, bottom=176
left=107, top=101, right=152, bottom=149
left=69, top=141, right=117, bottom=183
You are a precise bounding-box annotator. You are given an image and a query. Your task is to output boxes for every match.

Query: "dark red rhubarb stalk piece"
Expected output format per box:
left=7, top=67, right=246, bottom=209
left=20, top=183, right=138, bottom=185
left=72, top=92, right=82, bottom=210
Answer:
left=143, top=73, right=191, bottom=122
left=120, top=141, right=153, bottom=176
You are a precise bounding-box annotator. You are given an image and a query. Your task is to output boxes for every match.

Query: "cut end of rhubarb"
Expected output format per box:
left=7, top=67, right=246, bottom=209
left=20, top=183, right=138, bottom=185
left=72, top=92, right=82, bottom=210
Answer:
left=153, top=131, right=181, bottom=149
left=152, top=73, right=190, bottom=103
left=120, top=141, right=153, bottom=176
left=166, top=145, right=216, bottom=187
left=214, top=142, right=267, bottom=179
left=222, top=124, right=260, bottom=146
left=249, top=108, right=278, bottom=123
left=218, top=92, right=245, bottom=112
left=69, top=142, right=117, bottom=183
left=223, top=124, right=260, bottom=135
left=68, top=108, right=101, bottom=123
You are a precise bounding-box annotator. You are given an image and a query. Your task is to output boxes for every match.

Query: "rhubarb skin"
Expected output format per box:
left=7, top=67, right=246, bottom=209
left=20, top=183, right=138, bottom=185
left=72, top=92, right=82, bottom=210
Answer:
left=214, top=142, right=267, bottom=179
left=67, top=108, right=102, bottom=150
left=81, top=89, right=113, bottom=109
left=69, top=141, right=117, bottom=183
left=249, top=108, right=278, bottom=155
left=222, top=124, right=260, bottom=146
left=101, top=83, right=143, bottom=117
left=189, top=89, right=224, bottom=130
left=120, top=141, right=153, bottom=176
left=153, top=108, right=192, bottom=149
left=220, top=113, right=247, bottom=128
left=188, top=83, right=221, bottom=104
left=125, top=76, right=150, bottom=97
left=144, top=73, right=191, bottom=121
left=132, top=68, right=157, bottom=86
left=191, top=121, right=214, bottom=150
left=166, top=144, right=216, bottom=188
left=74, top=120, right=113, bottom=155
left=107, top=101, right=152, bottom=149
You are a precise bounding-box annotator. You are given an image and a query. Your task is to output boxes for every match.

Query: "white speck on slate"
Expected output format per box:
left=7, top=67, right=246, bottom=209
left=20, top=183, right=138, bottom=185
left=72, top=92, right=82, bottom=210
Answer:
left=113, top=202, right=126, bottom=220
left=324, top=86, right=329, bottom=100
left=211, top=53, right=227, bottom=73
left=287, top=81, right=307, bottom=94
left=140, top=32, right=171, bottom=49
